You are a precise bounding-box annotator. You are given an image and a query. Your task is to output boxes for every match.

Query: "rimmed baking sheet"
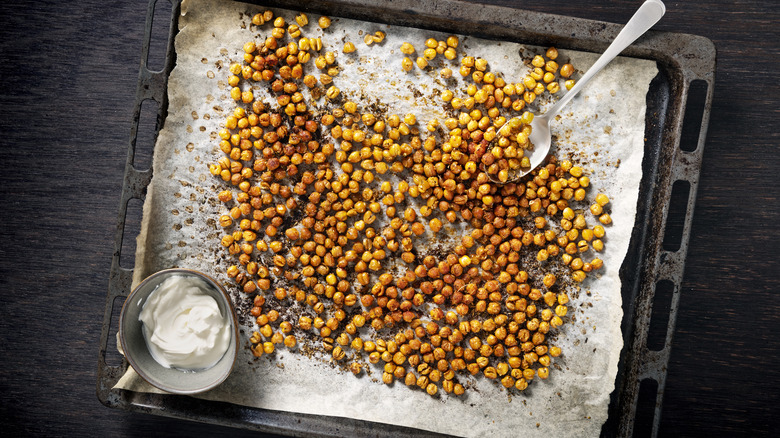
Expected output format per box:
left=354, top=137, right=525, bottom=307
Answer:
left=97, top=1, right=715, bottom=437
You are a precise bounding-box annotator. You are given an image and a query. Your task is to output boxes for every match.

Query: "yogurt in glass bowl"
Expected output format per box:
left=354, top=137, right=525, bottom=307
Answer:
left=119, top=269, right=239, bottom=394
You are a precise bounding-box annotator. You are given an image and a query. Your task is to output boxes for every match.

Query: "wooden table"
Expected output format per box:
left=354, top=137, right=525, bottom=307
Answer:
left=1, top=0, right=777, bottom=436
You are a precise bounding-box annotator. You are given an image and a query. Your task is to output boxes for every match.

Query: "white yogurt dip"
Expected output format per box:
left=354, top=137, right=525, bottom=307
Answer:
left=139, top=275, right=230, bottom=369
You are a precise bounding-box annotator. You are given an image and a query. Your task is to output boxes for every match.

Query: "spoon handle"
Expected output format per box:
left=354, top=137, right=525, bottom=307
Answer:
left=543, top=0, right=666, bottom=120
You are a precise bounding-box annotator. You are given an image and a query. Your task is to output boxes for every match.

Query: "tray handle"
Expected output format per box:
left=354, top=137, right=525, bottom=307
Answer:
left=621, top=56, right=715, bottom=437
left=97, top=0, right=180, bottom=407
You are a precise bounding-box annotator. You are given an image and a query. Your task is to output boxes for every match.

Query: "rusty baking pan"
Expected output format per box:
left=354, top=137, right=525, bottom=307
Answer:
left=97, top=0, right=715, bottom=436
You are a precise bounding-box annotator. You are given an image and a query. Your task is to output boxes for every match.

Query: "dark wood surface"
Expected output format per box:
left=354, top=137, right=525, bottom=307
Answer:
left=1, top=0, right=777, bottom=436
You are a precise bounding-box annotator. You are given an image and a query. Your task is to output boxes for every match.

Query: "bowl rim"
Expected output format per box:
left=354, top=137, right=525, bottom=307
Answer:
left=119, top=268, right=239, bottom=394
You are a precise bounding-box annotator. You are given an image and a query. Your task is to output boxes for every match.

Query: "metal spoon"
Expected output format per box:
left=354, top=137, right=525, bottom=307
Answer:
left=491, top=0, right=666, bottom=182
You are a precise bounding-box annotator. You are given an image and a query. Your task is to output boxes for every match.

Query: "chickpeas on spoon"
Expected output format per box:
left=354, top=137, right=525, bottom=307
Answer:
left=487, top=0, right=666, bottom=183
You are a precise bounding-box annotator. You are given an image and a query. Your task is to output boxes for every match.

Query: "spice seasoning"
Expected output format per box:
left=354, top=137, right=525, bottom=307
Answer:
left=210, top=8, right=609, bottom=398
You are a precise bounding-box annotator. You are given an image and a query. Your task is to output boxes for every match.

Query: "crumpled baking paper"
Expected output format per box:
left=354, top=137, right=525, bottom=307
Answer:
left=116, top=0, right=658, bottom=436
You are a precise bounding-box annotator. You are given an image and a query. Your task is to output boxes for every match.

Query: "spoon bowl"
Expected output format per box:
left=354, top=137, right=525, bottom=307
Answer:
left=525, top=113, right=554, bottom=175
left=488, top=0, right=665, bottom=182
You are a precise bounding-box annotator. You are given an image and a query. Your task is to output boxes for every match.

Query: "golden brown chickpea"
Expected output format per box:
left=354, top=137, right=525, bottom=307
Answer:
left=318, top=16, right=331, bottom=29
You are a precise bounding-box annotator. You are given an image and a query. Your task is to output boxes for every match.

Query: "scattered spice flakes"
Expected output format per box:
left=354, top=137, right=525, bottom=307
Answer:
left=204, top=7, right=609, bottom=400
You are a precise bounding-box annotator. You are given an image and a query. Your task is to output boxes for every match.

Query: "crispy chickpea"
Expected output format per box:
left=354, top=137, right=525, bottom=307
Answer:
left=348, top=362, right=362, bottom=376
left=401, top=57, right=413, bottom=72
left=400, top=42, right=415, bottom=54
left=219, top=215, right=233, bottom=227
left=210, top=26, right=596, bottom=398
left=326, top=86, right=340, bottom=99
left=560, top=63, right=575, bottom=78
left=429, top=218, right=443, bottom=233
left=251, top=13, right=266, bottom=26
left=444, top=47, right=457, bottom=60
left=446, top=35, right=459, bottom=48
left=318, top=16, right=331, bottom=29
left=284, top=335, right=297, bottom=348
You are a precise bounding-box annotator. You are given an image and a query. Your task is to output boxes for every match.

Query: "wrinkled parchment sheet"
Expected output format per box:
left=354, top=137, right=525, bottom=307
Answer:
left=116, top=0, right=657, bottom=436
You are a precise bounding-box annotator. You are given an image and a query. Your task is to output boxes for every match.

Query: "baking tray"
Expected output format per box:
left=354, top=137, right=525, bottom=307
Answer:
left=97, top=0, right=716, bottom=436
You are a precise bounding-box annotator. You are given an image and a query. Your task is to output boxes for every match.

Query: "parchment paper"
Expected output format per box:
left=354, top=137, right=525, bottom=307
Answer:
left=116, top=0, right=658, bottom=436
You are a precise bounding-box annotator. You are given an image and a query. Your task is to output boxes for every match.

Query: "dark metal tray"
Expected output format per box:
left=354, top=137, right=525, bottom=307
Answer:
left=97, top=0, right=716, bottom=436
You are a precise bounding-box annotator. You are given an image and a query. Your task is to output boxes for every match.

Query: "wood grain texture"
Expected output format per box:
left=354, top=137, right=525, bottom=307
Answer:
left=0, top=0, right=777, bottom=436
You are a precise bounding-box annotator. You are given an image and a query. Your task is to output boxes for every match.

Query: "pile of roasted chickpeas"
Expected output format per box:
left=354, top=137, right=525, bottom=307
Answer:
left=209, top=9, right=610, bottom=397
